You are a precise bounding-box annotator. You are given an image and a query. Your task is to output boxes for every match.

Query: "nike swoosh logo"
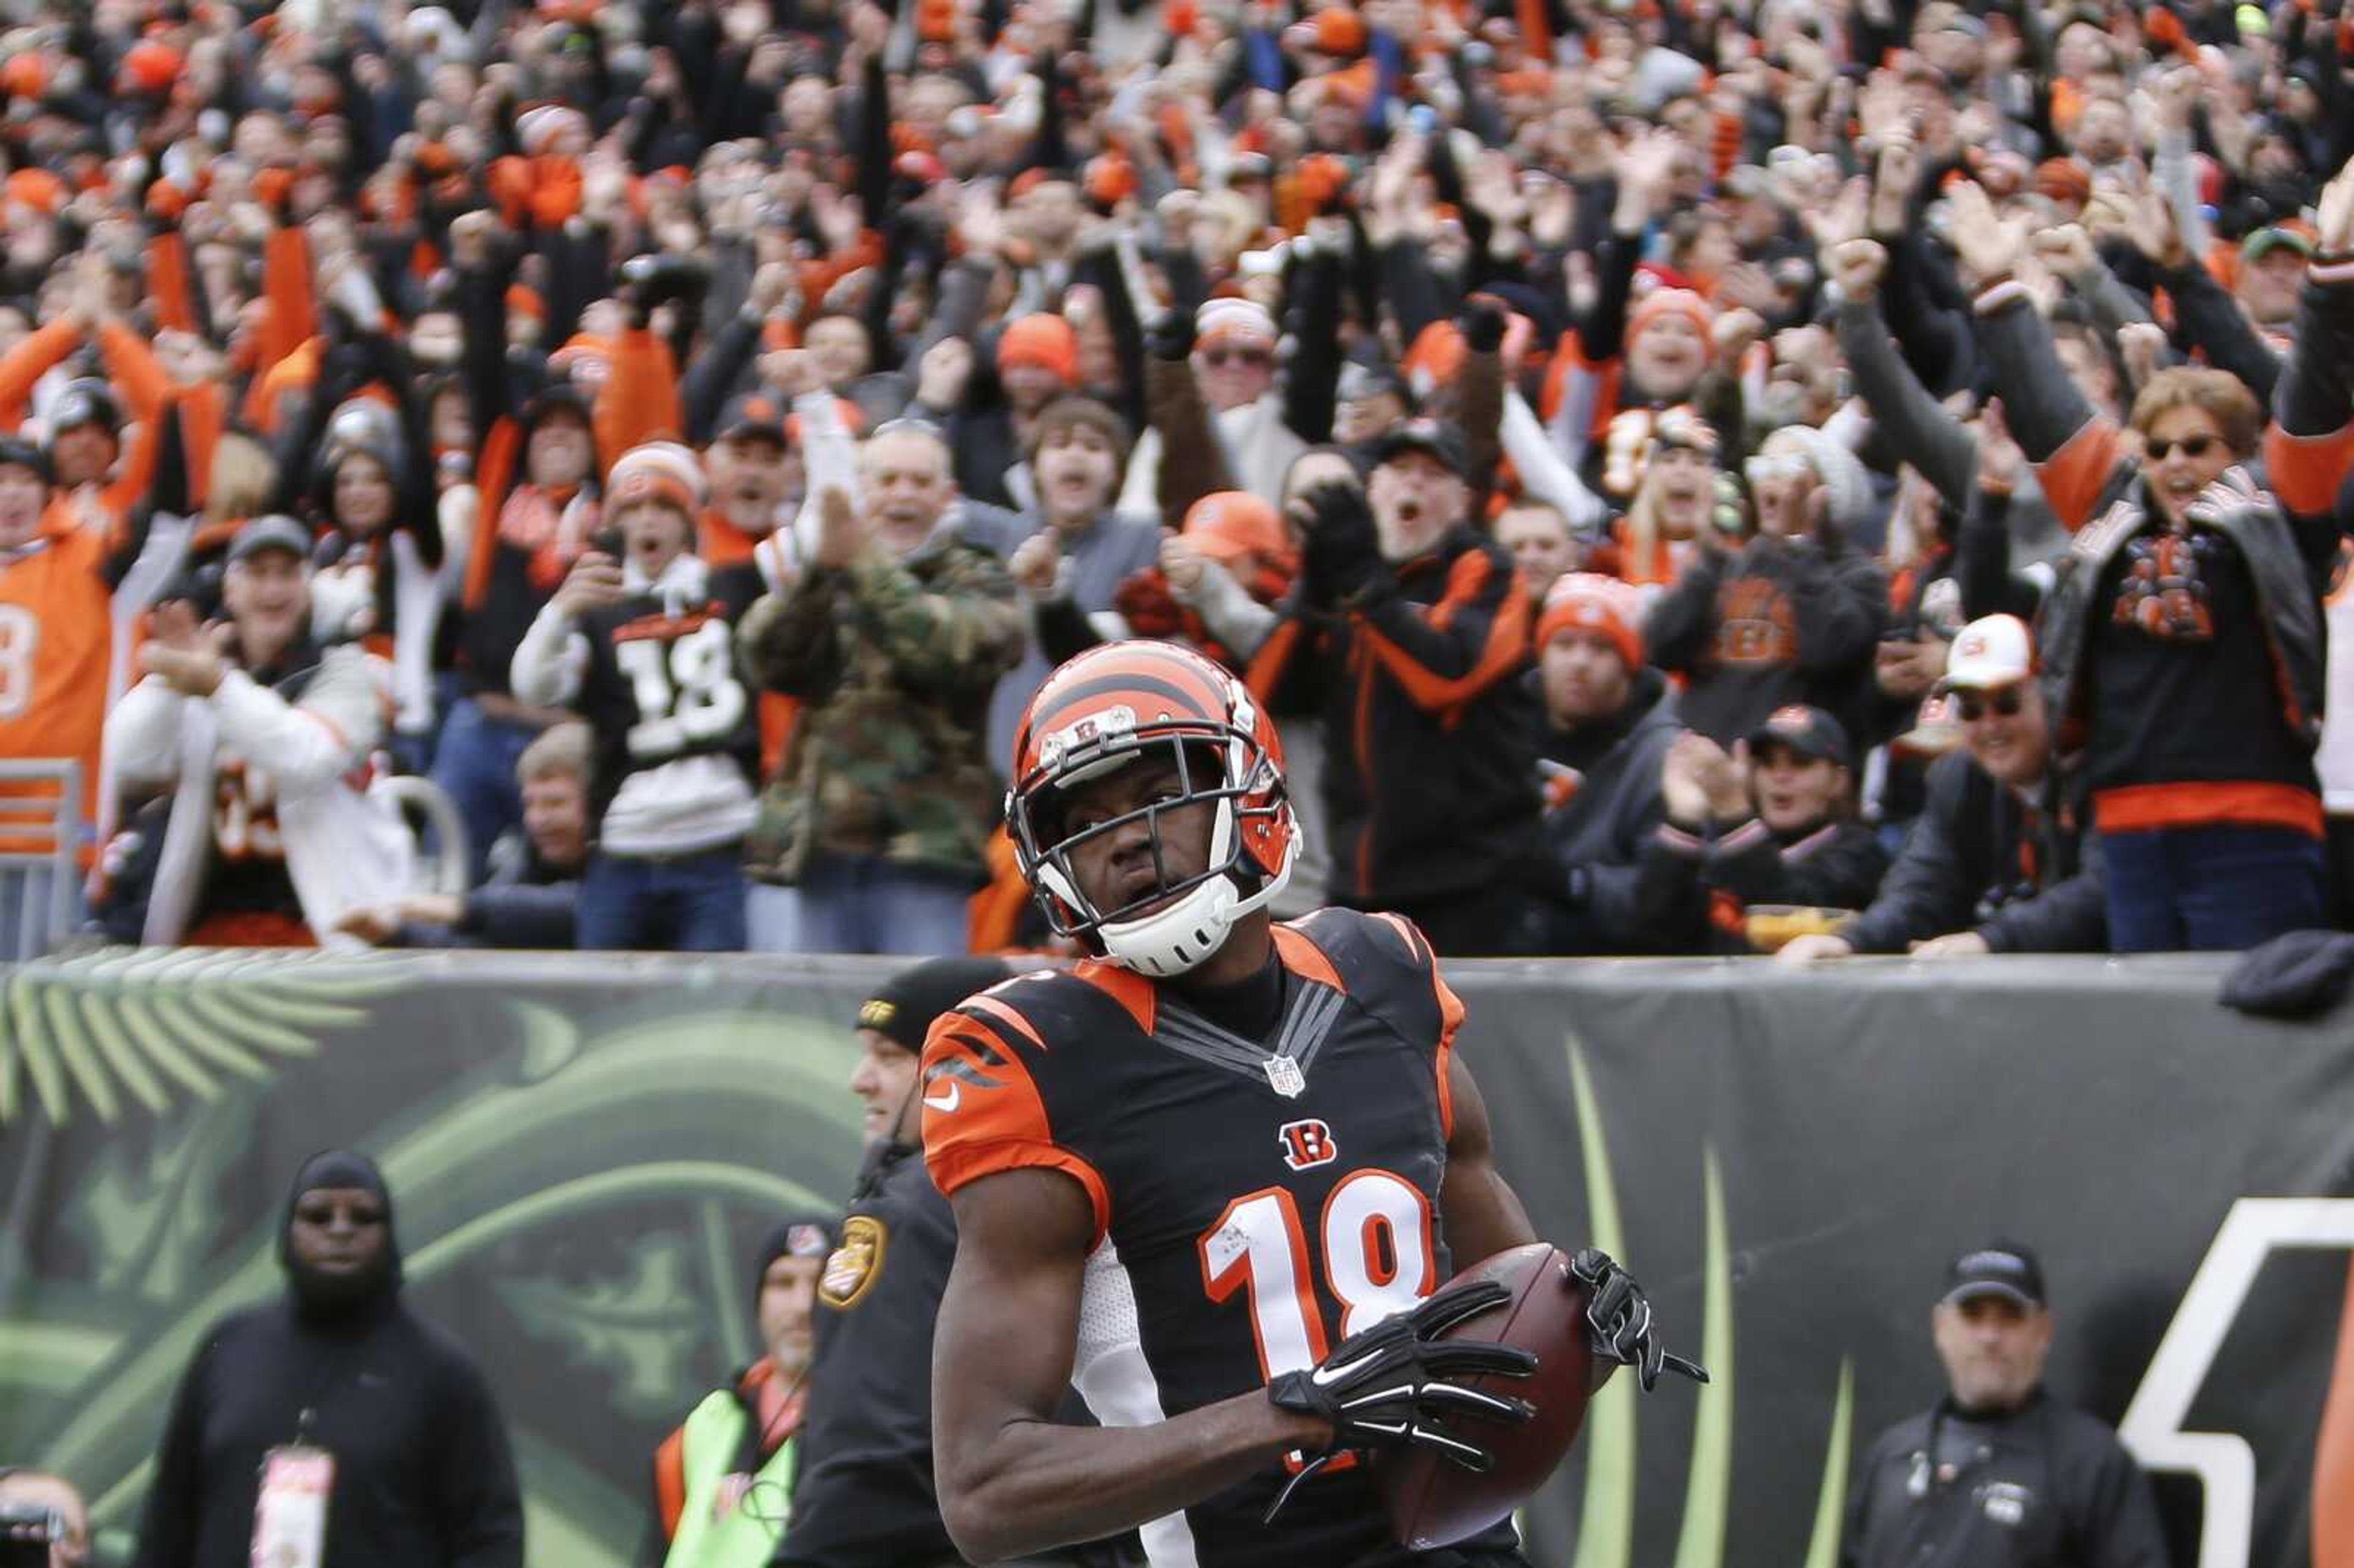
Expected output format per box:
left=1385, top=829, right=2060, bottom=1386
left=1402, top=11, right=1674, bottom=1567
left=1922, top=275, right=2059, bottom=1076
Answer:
left=923, top=1084, right=962, bottom=1113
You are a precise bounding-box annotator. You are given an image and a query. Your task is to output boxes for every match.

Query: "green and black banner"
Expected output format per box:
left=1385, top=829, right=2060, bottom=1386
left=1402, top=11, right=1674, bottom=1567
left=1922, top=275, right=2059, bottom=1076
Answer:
left=1, top=949, right=2348, bottom=1568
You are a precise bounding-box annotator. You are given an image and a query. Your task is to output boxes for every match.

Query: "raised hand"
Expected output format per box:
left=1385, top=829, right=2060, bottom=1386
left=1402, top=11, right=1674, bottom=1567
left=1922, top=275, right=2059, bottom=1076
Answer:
left=1612, top=128, right=1686, bottom=230
left=552, top=549, right=626, bottom=617
left=1806, top=177, right=1872, bottom=268
left=916, top=337, right=976, bottom=412
left=1009, top=529, right=1062, bottom=597
left=1828, top=238, right=1889, bottom=303
left=2116, top=321, right=2171, bottom=393
left=2316, top=159, right=2354, bottom=256
left=1160, top=533, right=1207, bottom=594
left=1944, top=182, right=2027, bottom=291
left=811, top=485, right=867, bottom=571
left=2029, top=222, right=2099, bottom=283
left=2122, top=189, right=2188, bottom=270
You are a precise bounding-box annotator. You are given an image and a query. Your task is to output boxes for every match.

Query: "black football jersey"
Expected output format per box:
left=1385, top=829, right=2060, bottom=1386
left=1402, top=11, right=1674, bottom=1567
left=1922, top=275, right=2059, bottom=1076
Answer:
left=574, top=590, right=759, bottom=824
left=922, top=908, right=1518, bottom=1568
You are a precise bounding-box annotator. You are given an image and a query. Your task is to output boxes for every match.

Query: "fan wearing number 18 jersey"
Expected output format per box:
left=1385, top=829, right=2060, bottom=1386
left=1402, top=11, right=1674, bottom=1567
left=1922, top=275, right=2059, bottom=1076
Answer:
left=509, top=442, right=758, bottom=950
left=921, top=641, right=1701, bottom=1568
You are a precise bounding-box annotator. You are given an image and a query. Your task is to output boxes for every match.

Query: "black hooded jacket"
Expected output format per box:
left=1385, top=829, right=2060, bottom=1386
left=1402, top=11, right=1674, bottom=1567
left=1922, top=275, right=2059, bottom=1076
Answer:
left=132, top=1151, right=525, bottom=1568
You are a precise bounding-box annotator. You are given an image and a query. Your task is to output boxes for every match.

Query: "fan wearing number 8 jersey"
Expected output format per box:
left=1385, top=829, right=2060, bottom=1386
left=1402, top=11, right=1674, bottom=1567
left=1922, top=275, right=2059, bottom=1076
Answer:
left=920, top=641, right=1701, bottom=1568
left=509, top=443, right=759, bottom=950
left=0, top=436, right=192, bottom=843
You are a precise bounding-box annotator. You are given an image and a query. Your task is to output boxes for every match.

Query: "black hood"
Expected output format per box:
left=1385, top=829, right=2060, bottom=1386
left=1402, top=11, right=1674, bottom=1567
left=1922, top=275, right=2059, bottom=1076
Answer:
left=278, top=1149, right=403, bottom=1326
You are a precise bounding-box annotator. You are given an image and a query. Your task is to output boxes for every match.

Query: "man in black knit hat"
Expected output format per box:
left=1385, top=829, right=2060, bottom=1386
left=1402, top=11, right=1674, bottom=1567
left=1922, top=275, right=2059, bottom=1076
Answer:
left=132, top=1150, right=524, bottom=1568
left=773, top=956, right=1018, bottom=1568
left=644, top=1212, right=835, bottom=1567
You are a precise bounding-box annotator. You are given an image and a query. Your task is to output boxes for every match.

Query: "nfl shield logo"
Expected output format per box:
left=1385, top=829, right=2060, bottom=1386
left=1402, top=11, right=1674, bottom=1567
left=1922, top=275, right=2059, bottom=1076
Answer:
left=1263, top=1056, right=1306, bottom=1098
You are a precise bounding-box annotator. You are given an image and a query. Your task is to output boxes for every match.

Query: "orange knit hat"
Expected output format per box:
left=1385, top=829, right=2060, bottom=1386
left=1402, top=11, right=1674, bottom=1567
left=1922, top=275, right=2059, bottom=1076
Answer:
left=1536, top=573, right=1645, bottom=669
left=997, top=313, right=1081, bottom=386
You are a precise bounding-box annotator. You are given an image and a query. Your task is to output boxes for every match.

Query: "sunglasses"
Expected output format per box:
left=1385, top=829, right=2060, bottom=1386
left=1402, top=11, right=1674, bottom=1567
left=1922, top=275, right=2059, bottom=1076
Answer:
left=2145, top=433, right=2221, bottom=462
left=1203, top=347, right=1273, bottom=370
left=1956, top=686, right=2025, bottom=722
left=1744, top=454, right=1813, bottom=485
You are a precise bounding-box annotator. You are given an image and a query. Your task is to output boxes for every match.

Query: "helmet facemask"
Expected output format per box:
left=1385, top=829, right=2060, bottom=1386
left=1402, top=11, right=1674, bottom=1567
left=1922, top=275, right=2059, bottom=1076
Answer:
left=1010, top=723, right=1297, bottom=976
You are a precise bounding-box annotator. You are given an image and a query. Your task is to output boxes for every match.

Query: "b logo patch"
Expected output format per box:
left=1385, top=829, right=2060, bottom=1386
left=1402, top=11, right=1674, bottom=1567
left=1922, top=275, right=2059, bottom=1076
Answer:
left=820, top=1214, right=889, bottom=1308
left=1278, top=1118, right=1338, bottom=1171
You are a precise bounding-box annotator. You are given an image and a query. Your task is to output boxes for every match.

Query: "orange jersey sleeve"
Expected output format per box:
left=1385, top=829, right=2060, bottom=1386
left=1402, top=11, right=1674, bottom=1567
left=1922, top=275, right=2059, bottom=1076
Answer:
left=2266, top=421, right=2354, bottom=519
left=0, top=319, right=82, bottom=434
left=2033, top=417, right=2129, bottom=534
left=920, top=1007, right=1111, bottom=1245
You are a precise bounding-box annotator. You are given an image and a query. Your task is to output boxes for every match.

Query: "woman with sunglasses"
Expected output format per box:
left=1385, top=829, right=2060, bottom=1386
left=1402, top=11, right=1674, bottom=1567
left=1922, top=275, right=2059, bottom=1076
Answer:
left=1952, top=195, right=2335, bottom=952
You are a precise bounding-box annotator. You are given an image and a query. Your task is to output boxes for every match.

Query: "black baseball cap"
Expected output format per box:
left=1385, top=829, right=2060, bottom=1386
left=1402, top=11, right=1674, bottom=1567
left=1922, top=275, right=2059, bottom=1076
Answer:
left=1941, top=1241, right=2046, bottom=1309
left=717, top=391, right=789, bottom=447
left=520, top=383, right=595, bottom=433
left=1337, top=361, right=1412, bottom=409
left=856, top=956, right=1019, bottom=1054
left=0, top=436, right=50, bottom=483
left=1373, top=418, right=1469, bottom=478
left=1745, top=704, right=1852, bottom=770
left=49, top=378, right=121, bottom=436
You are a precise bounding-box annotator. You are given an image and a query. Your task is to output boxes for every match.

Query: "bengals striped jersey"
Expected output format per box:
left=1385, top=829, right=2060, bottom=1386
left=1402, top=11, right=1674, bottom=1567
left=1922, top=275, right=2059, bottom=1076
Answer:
left=921, top=908, right=1517, bottom=1568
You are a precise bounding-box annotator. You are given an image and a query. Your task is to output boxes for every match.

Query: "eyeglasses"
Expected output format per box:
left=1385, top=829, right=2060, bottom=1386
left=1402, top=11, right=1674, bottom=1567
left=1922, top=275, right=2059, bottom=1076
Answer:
left=1203, top=347, right=1273, bottom=370
left=1956, top=686, right=2025, bottom=722
left=2146, top=433, right=2221, bottom=462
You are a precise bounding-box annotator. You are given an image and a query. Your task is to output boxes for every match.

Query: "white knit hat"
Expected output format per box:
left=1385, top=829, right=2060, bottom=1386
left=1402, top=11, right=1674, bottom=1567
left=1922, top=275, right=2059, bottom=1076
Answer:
left=1195, top=298, right=1277, bottom=349
left=1760, top=424, right=1873, bottom=533
left=607, top=441, right=707, bottom=515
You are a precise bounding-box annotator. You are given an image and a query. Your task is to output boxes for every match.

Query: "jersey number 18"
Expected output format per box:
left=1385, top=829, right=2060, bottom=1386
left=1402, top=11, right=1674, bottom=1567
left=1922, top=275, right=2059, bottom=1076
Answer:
left=1198, top=1169, right=1435, bottom=1377
left=616, top=620, right=747, bottom=761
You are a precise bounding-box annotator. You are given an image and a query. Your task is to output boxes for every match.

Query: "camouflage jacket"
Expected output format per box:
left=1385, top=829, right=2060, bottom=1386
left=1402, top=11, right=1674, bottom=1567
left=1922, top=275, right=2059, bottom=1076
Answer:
left=737, top=533, right=1023, bottom=884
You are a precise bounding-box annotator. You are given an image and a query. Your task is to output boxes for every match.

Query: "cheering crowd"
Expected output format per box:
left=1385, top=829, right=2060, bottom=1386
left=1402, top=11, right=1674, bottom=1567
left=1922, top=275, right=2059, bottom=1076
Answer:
left=0, top=0, right=2348, bottom=961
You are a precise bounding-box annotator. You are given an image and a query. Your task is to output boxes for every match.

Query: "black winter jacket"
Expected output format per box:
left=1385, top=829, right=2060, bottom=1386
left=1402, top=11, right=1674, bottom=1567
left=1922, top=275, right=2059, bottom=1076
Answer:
left=1255, top=525, right=1542, bottom=913
left=1529, top=668, right=1682, bottom=953
left=1842, top=750, right=2106, bottom=955
left=1842, top=1391, right=2168, bottom=1568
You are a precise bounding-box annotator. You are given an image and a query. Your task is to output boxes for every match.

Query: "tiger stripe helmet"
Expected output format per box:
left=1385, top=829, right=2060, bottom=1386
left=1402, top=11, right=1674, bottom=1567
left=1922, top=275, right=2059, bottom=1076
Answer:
left=1006, top=641, right=1300, bottom=976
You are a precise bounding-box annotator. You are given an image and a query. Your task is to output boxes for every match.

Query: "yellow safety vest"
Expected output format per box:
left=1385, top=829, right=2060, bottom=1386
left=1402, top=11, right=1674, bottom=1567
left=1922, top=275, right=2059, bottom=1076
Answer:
left=662, top=1387, right=800, bottom=1568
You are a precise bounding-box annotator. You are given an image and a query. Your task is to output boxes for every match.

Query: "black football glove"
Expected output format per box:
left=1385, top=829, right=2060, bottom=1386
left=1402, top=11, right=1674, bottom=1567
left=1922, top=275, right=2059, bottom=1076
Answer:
left=1568, top=1248, right=1708, bottom=1391
left=1297, top=481, right=1383, bottom=606
left=1263, top=1277, right=1536, bottom=1521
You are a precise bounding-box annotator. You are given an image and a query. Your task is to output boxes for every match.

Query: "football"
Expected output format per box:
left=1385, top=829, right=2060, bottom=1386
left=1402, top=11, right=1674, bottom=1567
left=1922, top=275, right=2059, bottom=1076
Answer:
left=1379, top=1242, right=1594, bottom=1550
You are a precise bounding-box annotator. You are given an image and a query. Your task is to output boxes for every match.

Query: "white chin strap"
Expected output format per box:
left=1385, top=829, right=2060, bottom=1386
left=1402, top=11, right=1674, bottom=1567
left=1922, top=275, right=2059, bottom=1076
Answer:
left=1098, top=822, right=1300, bottom=979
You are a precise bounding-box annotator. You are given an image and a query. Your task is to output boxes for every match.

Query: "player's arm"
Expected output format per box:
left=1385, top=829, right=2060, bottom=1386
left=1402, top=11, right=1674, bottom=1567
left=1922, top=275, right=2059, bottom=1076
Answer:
left=1438, top=1052, right=1616, bottom=1393
left=931, top=1167, right=1335, bottom=1564
left=1437, top=1049, right=1541, bottom=1267
left=1439, top=1049, right=1705, bottom=1392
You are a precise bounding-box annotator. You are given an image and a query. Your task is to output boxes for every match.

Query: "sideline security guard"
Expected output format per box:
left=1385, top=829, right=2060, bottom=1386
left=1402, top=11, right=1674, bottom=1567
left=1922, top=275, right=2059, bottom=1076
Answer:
left=772, top=957, right=1016, bottom=1568
left=1841, top=1242, right=2168, bottom=1568
left=645, top=1215, right=834, bottom=1568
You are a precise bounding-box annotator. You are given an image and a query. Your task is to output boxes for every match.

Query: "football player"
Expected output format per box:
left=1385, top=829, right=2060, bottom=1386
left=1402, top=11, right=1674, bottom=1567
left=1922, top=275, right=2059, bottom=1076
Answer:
left=921, top=640, right=1701, bottom=1567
